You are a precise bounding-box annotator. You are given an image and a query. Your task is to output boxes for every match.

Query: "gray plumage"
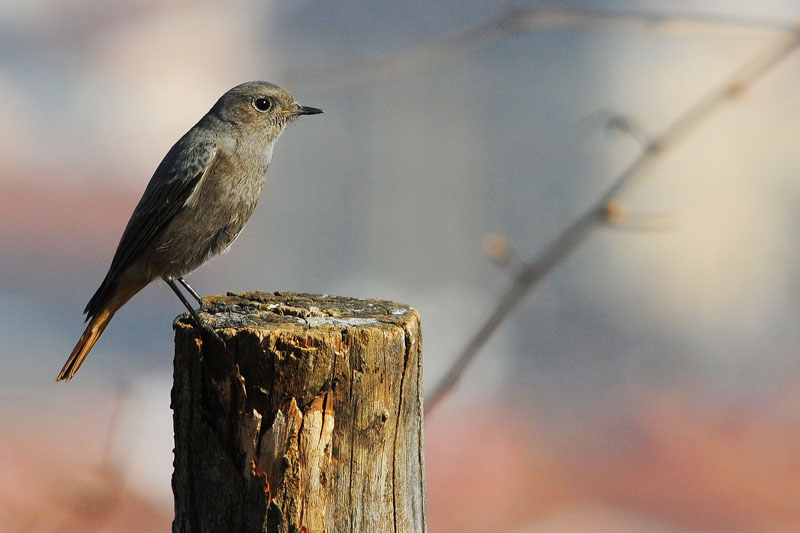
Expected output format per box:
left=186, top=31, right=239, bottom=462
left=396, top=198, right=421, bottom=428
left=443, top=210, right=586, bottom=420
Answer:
left=60, top=81, right=322, bottom=381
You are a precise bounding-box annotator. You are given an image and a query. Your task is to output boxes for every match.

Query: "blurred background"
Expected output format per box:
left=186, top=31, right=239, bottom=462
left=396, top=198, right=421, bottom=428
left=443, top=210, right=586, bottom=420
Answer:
left=2, top=1, right=800, bottom=531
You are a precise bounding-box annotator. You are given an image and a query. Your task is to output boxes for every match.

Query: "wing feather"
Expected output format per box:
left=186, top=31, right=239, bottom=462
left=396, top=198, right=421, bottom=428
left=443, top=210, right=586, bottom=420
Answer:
left=84, top=137, right=217, bottom=318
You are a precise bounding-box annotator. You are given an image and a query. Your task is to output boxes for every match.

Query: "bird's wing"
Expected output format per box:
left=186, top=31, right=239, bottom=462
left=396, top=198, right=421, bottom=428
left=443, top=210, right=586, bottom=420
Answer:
left=84, top=138, right=217, bottom=317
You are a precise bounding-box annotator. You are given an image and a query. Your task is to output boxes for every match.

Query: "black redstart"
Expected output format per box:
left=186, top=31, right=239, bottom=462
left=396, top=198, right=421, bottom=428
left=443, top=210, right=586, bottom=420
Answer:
left=58, top=81, right=322, bottom=381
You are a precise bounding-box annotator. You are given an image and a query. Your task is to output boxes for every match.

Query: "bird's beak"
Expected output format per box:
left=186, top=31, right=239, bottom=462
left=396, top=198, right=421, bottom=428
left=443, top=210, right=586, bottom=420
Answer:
left=293, top=103, right=323, bottom=116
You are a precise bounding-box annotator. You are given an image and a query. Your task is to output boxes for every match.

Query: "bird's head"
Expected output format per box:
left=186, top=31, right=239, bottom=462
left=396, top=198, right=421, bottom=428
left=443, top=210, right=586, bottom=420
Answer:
left=210, top=81, right=322, bottom=140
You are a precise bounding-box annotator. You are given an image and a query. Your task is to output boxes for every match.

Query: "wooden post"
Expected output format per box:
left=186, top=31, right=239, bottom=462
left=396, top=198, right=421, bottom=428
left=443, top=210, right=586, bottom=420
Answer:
left=171, top=291, right=426, bottom=532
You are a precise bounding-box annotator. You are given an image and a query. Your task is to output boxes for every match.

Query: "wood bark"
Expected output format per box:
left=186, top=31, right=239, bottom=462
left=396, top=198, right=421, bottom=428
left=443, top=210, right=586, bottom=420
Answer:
left=172, top=291, right=426, bottom=532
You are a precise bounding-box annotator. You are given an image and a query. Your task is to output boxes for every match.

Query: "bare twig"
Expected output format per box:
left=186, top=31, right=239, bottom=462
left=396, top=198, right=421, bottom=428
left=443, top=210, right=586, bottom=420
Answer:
left=603, top=202, right=674, bottom=232
left=483, top=233, right=526, bottom=277
left=285, top=6, right=793, bottom=89
left=582, top=112, right=654, bottom=148
left=426, top=24, right=800, bottom=411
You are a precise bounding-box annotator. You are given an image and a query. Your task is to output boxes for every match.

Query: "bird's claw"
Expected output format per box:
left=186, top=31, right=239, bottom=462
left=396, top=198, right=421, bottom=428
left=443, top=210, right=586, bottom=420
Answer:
left=192, top=315, right=226, bottom=348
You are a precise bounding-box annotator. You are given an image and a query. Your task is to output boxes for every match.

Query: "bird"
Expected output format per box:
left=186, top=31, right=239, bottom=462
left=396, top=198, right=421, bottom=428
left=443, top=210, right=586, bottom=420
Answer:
left=57, top=81, right=322, bottom=381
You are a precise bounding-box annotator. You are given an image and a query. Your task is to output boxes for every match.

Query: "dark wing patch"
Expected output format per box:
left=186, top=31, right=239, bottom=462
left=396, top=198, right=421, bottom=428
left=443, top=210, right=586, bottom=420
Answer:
left=84, top=139, right=217, bottom=318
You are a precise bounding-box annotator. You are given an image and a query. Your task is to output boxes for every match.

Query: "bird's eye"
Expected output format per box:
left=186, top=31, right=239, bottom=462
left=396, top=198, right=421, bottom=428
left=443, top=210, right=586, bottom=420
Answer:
left=253, top=97, right=272, bottom=112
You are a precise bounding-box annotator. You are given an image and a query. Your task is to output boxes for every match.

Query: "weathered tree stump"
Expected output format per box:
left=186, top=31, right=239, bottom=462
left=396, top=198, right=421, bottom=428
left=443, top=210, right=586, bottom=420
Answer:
left=171, top=291, right=426, bottom=532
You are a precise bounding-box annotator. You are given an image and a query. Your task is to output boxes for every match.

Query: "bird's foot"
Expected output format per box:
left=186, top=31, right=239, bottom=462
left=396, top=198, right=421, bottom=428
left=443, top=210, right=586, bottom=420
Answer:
left=193, top=313, right=227, bottom=349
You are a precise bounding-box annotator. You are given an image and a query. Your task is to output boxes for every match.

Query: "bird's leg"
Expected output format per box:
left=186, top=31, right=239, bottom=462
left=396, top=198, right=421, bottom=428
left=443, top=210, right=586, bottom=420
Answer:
left=166, top=278, right=226, bottom=347
left=177, top=277, right=203, bottom=306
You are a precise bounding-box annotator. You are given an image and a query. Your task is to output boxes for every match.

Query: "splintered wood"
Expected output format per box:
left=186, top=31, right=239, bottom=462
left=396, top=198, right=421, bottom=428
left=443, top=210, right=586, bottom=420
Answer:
left=172, top=291, right=426, bottom=533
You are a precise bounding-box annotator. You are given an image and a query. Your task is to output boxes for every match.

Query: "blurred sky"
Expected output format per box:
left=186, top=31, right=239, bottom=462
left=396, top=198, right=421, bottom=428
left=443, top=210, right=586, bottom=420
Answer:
left=1, top=0, right=800, bottom=529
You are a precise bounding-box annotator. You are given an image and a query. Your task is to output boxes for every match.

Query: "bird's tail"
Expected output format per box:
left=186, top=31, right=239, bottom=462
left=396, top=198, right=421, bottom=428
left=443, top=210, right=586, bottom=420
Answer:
left=58, top=277, right=146, bottom=382
left=57, top=308, right=116, bottom=382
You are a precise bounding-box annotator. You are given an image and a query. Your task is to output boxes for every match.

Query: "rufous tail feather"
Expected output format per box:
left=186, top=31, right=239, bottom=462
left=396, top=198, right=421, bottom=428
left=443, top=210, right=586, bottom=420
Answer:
left=57, top=308, right=115, bottom=381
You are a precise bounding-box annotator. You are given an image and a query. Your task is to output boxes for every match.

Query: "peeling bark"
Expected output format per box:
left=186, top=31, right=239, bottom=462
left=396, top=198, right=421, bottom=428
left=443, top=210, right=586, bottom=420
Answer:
left=172, top=291, right=426, bottom=532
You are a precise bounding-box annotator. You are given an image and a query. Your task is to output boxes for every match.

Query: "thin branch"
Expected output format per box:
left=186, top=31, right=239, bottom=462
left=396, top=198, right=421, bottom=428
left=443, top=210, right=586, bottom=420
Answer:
left=426, top=24, right=800, bottom=411
left=604, top=202, right=674, bottom=232
left=284, top=6, right=793, bottom=89
left=483, top=233, right=526, bottom=277
left=583, top=112, right=654, bottom=148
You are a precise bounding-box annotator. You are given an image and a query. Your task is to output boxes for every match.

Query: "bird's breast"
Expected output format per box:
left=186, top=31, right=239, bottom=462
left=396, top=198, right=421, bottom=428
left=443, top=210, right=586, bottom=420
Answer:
left=149, top=147, right=272, bottom=278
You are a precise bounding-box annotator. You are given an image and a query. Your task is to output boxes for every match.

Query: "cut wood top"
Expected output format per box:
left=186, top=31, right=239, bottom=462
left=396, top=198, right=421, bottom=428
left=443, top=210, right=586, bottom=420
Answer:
left=176, top=291, right=418, bottom=333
